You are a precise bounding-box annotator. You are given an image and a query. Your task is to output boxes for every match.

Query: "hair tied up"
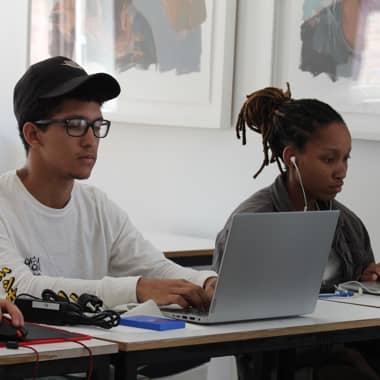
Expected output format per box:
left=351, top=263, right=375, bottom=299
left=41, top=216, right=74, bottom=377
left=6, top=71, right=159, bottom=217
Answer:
left=236, top=83, right=292, bottom=145
left=235, top=83, right=292, bottom=178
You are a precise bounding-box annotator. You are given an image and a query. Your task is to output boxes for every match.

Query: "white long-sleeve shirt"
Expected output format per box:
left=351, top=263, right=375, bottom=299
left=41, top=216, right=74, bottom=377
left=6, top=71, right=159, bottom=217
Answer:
left=0, top=171, right=216, bottom=307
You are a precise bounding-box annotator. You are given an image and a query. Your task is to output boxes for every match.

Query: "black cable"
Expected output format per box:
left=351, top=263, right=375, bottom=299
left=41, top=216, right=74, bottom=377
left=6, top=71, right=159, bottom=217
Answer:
left=41, top=288, right=61, bottom=302
left=77, top=293, right=104, bottom=312
left=15, top=293, right=41, bottom=300
left=16, top=290, right=120, bottom=328
left=64, top=310, right=120, bottom=329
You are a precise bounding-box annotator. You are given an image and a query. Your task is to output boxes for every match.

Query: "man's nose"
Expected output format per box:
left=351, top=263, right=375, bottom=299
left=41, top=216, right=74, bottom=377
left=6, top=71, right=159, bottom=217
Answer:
left=80, top=126, right=98, bottom=146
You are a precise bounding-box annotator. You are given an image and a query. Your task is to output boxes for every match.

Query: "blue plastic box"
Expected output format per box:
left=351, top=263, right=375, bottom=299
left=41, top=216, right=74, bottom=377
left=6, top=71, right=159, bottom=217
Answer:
left=120, top=315, right=185, bottom=331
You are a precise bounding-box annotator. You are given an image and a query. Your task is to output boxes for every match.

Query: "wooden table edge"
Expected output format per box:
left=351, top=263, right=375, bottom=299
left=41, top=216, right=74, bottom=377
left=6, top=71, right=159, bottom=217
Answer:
left=0, top=339, right=118, bottom=365
left=92, top=318, right=380, bottom=351
left=164, top=249, right=214, bottom=258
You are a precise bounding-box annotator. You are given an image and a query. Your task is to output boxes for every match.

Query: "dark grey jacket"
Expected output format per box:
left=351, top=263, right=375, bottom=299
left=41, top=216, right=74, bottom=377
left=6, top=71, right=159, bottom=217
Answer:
left=213, top=175, right=374, bottom=289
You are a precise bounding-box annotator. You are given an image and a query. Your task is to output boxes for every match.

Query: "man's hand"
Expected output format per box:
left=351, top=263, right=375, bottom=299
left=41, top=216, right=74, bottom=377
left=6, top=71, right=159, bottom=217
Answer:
left=0, top=300, right=24, bottom=327
left=136, top=278, right=211, bottom=311
left=203, top=276, right=217, bottom=302
left=360, top=263, right=380, bottom=282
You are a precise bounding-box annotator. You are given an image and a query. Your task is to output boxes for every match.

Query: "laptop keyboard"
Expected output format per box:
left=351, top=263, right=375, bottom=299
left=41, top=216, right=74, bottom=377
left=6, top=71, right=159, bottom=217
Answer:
left=160, top=307, right=208, bottom=317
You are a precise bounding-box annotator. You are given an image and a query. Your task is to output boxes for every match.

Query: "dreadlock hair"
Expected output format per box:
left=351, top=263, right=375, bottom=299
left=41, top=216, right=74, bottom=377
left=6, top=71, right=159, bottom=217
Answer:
left=235, top=83, right=345, bottom=178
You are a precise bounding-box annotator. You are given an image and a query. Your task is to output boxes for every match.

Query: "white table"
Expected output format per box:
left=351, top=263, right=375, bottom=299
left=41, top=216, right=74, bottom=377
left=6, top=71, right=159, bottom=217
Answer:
left=63, top=300, right=380, bottom=380
left=0, top=338, right=118, bottom=380
left=322, top=293, right=380, bottom=308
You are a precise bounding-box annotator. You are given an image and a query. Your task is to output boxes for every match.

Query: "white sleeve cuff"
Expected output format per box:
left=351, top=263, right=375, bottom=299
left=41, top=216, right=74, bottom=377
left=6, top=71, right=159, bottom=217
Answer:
left=101, top=275, right=141, bottom=307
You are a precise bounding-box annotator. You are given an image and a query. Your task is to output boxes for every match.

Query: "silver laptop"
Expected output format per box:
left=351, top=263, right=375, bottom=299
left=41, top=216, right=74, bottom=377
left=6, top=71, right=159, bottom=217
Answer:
left=162, top=211, right=339, bottom=324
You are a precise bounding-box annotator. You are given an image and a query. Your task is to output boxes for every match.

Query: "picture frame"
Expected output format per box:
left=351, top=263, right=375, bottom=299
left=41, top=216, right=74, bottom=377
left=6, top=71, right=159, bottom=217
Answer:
left=271, top=0, right=380, bottom=141
left=28, top=0, right=236, bottom=129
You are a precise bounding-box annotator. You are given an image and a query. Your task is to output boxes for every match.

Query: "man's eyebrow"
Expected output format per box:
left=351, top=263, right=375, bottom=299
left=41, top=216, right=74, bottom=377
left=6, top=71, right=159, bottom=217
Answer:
left=59, top=115, right=102, bottom=120
left=55, top=114, right=85, bottom=119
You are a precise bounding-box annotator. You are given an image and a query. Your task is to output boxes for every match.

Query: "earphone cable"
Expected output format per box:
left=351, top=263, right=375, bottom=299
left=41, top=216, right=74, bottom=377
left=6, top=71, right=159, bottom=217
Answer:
left=292, top=158, right=308, bottom=211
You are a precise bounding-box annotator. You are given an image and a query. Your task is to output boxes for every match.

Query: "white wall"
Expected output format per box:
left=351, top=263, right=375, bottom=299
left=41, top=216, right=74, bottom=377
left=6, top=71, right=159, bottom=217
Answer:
left=1, top=1, right=380, bottom=260
left=0, top=2, right=28, bottom=172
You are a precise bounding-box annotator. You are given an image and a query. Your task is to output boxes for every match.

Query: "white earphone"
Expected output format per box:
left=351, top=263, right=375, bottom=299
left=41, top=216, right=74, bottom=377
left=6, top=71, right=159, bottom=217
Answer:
left=290, top=156, right=308, bottom=212
left=289, top=156, right=333, bottom=212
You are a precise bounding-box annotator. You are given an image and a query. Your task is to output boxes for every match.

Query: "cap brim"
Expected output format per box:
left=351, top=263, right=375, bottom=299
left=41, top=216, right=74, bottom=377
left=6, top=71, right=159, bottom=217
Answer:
left=39, top=73, right=121, bottom=102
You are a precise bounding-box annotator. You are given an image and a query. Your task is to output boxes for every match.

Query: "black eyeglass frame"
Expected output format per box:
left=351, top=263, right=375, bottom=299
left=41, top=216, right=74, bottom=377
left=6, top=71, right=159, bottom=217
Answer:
left=33, top=118, right=111, bottom=138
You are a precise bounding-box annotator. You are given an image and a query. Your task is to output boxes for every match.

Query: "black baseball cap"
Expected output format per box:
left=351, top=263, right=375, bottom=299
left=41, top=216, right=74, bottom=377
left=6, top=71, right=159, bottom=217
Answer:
left=13, top=56, right=121, bottom=126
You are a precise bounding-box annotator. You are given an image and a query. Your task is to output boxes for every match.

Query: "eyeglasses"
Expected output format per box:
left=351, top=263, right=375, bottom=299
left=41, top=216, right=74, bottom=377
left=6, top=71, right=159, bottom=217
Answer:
left=34, top=118, right=111, bottom=138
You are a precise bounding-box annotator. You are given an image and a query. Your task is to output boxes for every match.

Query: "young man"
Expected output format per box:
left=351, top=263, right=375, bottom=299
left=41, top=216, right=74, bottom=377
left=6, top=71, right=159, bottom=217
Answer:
left=0, top=56, right=216, bottom=311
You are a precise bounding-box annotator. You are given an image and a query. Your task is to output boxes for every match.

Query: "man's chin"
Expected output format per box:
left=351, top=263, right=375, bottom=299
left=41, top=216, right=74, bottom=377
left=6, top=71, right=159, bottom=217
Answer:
left=70, top=171, right=92, bottom=180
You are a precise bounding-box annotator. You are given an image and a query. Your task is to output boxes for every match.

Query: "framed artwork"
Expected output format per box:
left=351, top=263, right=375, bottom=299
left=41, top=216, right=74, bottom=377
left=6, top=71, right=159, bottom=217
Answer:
left=28, top=0, right=236, bottom=129
left=271, top=0, right=380, bottom=140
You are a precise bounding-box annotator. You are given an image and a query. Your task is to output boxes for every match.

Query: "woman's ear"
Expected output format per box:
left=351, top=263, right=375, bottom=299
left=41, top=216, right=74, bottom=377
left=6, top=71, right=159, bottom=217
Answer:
left=282, top=146, right=295, bottom=168
left=22, top=122, right=42, bottom=150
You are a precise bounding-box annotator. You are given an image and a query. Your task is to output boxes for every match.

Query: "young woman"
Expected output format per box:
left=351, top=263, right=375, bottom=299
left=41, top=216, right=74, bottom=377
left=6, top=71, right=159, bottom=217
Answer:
left=214, top=84, right=379, bottom=291
left=213, top=84, right=380, bottom=380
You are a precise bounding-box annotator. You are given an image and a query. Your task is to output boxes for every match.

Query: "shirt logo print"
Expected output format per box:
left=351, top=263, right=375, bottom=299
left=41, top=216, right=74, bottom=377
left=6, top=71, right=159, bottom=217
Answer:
left=25, top=256, right=41, bottom=275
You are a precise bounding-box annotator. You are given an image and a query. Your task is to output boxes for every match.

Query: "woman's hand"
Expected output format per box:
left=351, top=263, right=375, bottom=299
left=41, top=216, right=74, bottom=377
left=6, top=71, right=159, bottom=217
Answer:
left=360, top=263, right=380, bottom=282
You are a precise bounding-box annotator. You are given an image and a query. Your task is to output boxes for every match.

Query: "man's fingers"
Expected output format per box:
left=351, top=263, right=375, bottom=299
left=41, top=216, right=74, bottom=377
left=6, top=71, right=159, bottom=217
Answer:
left=165, top=294, right=190, bottom=309
left=173, top=285, right=209, bottom=311
left=136, top=278, right=212, bottom=310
